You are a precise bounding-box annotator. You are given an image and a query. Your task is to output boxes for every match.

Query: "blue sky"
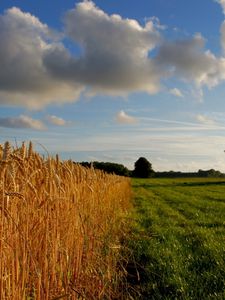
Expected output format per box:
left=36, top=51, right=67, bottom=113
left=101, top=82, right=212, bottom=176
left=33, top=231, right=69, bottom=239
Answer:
left=1, top=0, right=225, bottom=171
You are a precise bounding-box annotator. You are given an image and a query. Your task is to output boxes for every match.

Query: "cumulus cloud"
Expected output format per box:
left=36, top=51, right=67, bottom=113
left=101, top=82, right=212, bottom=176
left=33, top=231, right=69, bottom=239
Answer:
left=45, top=0, right=162, bottom=95
left=116, top=110, right=138, bottom=124
left=157, top=34, right=225, bottom=89
left=215, top=0, right=225, bottom=14
left=1, top=1, right=225, bottom=108
left=0, top=115, right=46, bottom=130
left=0, top=7, right=84, bottom=109
left=169, top=88, right=184, bottom=97
left=46, top=115, right=67, bottom=126
left=196, top=114, right=215, bottom=125
left=214, top=0, right=225, bottom=54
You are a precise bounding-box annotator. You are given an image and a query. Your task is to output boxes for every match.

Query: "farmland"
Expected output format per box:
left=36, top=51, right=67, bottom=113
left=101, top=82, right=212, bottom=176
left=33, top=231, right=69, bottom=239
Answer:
left=127, top=178, right=225, bottom=299
left=0, top=142, right=131, bottom=299
left=1, top=142, right=225, bottom=299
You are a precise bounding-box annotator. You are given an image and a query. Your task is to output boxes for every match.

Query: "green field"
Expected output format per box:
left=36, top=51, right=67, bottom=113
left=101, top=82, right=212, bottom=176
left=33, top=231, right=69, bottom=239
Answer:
left=126, top=178, right=225, bottom=300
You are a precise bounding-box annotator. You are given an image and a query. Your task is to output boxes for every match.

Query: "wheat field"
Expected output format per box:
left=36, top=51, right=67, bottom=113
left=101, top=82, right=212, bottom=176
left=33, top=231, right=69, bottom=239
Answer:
left=0, top=141, right=131, bottom=299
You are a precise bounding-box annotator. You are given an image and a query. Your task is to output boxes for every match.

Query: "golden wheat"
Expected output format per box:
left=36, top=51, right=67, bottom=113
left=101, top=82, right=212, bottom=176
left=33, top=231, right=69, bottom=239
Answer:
left=0, top=142, right=131, bottom=299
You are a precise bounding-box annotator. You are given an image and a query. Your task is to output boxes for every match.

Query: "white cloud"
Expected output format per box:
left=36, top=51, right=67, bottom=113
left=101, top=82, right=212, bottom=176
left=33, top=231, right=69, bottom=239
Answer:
left=169, top=88, right=184, bottom=97
left=215, top=0, right=225, bottom=14
left=196, top=114, right=216, bottom=125
left=144, top=16, right=167, bottom=30
left=115, top=110, right=138, bottom=124
left=46, top=0, right=162, bottom=96
left=157, top=34, right=225, bottom=89
left=1, top=1, right=225, bottom=109
left=0, top=115, right=46, bottom=130
left=46, top=115, right=66, bottom=126
left=56, top=2, right=225, bottom=98
left=0, top=7, right=84, bottom=109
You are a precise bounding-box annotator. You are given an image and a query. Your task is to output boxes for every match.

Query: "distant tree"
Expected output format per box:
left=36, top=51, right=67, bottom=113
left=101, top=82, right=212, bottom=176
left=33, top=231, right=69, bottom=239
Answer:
left=93, top=161, right=130, bottom=176
left=133, top=157, right=154, bottom=178
left=79, top=161, right=131, bottom=176
left=197, top=169, right=223, bottom=178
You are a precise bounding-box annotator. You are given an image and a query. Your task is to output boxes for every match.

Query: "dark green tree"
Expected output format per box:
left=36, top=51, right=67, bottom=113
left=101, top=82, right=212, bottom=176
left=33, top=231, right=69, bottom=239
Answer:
left=133, top=157, right=154, bottom=178
left=79, top=161, right=131, bottom=176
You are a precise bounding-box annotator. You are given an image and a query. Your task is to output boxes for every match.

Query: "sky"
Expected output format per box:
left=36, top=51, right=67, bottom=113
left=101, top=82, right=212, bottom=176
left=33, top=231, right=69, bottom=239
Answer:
left=1, top=0, right=225, bottom=171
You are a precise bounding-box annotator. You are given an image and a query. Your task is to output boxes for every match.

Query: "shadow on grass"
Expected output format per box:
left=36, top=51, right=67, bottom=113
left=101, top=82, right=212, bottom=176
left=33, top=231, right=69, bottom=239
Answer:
left=122, top=236, right=186, bottom=300
left=133, top=181, right=225, bottom=189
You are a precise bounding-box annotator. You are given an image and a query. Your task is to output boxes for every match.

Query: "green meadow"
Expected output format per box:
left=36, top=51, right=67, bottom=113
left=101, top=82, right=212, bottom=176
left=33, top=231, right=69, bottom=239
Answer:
left=126, top=178, right=225, bottom=300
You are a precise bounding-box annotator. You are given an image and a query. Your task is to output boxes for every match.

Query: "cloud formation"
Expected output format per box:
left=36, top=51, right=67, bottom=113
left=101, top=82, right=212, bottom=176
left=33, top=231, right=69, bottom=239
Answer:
left=157, top=34, right=225, bottom=89
left=169, top=88, right=184, bottom=97
left=0, top=115, right=45, bottom=130
left=0, top=7, right=84, bottom=109
left=116, top=110, right=138, bottom=124
left=45, top=0, right=162, bottom=95
left=46, top=115, right=67, bottom=126
left=1, top=1, right=225, bottom=109
left=196, top=114, right=215, bottom=125
left=215, top=0, right=225, bottom=14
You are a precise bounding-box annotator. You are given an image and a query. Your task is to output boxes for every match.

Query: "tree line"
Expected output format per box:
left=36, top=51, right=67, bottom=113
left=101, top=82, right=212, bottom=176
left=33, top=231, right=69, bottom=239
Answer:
left=78, top=157, right=225, bottom=178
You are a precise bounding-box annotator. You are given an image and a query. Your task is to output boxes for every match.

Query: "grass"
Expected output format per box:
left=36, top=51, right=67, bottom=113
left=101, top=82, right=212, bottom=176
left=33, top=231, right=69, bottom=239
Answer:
left=2, top=142, right=225, bottom=299
left=125, top=178, right=225, bottom=299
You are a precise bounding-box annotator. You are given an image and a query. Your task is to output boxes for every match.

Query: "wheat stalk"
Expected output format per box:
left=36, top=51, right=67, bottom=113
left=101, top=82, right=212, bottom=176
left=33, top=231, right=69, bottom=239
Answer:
left=0, top=142, right=131, bottom=299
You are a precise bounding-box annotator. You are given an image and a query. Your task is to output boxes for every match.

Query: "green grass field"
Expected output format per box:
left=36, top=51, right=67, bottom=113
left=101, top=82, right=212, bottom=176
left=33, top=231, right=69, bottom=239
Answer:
left=126, top=178, right=225, bottom=300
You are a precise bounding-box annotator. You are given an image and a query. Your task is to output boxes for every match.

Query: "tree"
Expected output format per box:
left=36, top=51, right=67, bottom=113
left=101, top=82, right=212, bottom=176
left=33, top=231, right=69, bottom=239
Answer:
left=79, top=161, right=131, bottom=176
left=93, top=161, right=130, bottom=176
left=133, top=157, right=154, bottom=178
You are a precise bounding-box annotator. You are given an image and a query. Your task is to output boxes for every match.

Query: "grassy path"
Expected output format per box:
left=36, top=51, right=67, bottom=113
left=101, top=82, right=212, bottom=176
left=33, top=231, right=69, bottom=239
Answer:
left=126, top=178, right=225, bottom=299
